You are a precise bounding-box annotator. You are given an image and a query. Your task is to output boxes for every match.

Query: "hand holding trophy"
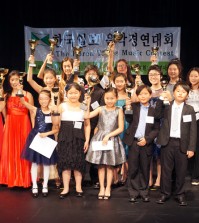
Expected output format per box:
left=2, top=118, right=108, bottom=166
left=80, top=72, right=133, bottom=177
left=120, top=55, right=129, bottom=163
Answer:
left=16, top=72, right=26, bottom=97
left=0, top=68, right=9, bottom=101
left=80, top=85, right=93, bottom=111
left=160, top=78, right=170, bottom=105
left=132, top=64, right=143, bottom=87
left=151, top=46, right=159, bottom=65
left=102, top=31, right=123, bottom=56
left=47, top=38, right=58, bottom=65
left=125, top=83, right=133, bottom=115
left=73, top=46, right=83, bottom=75
left=28, top=39, right=39, bottom=67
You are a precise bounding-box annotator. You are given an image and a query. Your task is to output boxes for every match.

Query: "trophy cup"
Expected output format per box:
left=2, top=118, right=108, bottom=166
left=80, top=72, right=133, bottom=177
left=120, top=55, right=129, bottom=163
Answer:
left=125, top=83, right=133, bottom=115
left=151, top=46, right=159, bottom=56
left=28, top=39, right=39, bottom=67
left=132, top=64, right=143, bottom=86
left=160, top=79, right=170, bottom=105
left=51, top=80, right=60, bottom=116
left=0, top=68, right=9, bottom=101
left=102, top=31, right=124, bottom=56
left=47, top=38, right=58, bottom=65
left=16, top=72, right=26, bottom=97
left=80, top=85, right=93, bottom=111
left=73, top=46, right=83, bottom=75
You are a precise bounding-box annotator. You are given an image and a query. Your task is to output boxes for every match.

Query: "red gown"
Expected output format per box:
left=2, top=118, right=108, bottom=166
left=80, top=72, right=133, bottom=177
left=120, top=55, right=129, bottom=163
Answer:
left=0, top=96, right=32, bottom=188
left=0, top=113, right=3, bottom=155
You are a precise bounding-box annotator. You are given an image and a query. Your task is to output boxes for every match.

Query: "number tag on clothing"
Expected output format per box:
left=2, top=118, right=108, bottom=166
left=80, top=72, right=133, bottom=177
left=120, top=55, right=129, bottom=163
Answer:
left=45, top=116, right=52, bottom=123
left=183, top=115, right=192, bottom=122
left=146, top=116, right=154, bottom=124
left=74, top=121, right=82, bottom=129
left=91, top=101, right=100, bottom=110
left=196, top=113, right=199, bottom=121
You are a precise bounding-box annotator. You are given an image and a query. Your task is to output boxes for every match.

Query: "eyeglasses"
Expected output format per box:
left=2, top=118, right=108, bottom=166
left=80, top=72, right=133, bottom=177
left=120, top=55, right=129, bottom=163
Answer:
left=148, top=73, right=160, bottom=77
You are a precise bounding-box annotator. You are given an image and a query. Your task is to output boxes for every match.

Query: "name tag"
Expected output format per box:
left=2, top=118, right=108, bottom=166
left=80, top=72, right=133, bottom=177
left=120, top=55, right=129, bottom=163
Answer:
left=45, top=116, right=52, bottom=123
left=196, top=113, right=199, bottom=121
left=74, top=121, right=82, bottom=129
left=91, top=101, right=100, bottom=110
left=146, top=116, right=154, bottom=124
left=183, top=115, right=192, bottom=122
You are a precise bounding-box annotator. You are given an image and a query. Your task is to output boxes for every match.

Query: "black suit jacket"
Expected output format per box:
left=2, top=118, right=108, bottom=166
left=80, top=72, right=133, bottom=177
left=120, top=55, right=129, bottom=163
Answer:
left=156, top=101, right=197, bottom=153
left=123, top=102, right=160, bottom=155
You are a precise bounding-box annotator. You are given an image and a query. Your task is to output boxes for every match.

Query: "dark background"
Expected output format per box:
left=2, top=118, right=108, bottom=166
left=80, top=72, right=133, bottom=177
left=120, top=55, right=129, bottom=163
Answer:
left=0, top=0, right=198, bottom=83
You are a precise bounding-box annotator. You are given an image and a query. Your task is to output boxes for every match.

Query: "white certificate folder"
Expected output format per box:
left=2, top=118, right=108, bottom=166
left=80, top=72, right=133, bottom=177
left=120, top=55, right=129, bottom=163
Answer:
left=29, top=133, right=58, bottom=158
left=92, top=140, right=113, bottom=151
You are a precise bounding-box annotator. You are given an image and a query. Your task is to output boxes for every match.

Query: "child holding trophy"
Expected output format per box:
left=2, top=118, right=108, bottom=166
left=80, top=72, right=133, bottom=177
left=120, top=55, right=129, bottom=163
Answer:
left=27, top=54, right=63, bottom=189
left=20, top=89, right=59, bottom=198
left=0, top=70, right=34, bottom=188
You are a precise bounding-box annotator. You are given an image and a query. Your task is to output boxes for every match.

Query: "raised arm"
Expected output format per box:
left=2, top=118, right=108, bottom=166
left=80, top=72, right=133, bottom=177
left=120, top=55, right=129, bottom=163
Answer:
left=27, top=55, right=43, bottom=93
left=37, top=53, right=53, bottom=79
left=107, top=41, right=115, bottom=74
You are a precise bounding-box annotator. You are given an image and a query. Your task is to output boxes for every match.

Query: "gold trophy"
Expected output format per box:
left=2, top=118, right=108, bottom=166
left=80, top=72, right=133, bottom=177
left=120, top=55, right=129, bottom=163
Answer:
left=160, top=79, right=170, bottom=105
left=16, top=72, right=26, bottom=97
left=0, top=68, right=9, bottom=101
left=47, top=38, right=58, bottom=65
left=28, top=39, right=39, bottom=67
left=151, top=46, right=159, bottom=56
left=102, top=31, right=124, bottom=56
left=125, top=83, right=133, bottom=115
left=132, top=64, right=143, bottom=86
left=73, top=46, right=83, bottom=75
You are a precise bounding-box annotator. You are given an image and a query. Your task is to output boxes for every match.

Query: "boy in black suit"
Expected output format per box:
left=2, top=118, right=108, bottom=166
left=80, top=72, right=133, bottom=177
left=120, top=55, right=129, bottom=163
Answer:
left=156, top=82, right=197, bottom=206
left=123, top=85, right=161, bottom=203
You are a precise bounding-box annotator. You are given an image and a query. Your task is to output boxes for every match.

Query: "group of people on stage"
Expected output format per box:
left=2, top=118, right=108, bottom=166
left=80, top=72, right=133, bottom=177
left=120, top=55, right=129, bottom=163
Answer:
left=0, top=40, right=199, bottom=207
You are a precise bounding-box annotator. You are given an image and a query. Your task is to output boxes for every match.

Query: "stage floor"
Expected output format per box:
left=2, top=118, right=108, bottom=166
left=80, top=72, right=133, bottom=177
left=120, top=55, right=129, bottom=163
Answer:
left=0, top=176, right=199, bottom=223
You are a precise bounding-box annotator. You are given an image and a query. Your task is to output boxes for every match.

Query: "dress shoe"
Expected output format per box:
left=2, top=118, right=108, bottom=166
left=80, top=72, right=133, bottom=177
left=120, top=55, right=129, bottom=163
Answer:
left=150, top=185, right=160, bottom=191
left=156, top=195, right=168, bottom=204
left=42, top=187, right=48, bottom=197
left=176, top=196, right=187, bottom=206
left=59, top=191, right=70, bottom=199
left=129, top=197, right=138, bottom=203
left=141, top=195, right=150, bottom=202
left=76, top=191, right=84, bottom=197
left=32, top=188, right=39, bottom=198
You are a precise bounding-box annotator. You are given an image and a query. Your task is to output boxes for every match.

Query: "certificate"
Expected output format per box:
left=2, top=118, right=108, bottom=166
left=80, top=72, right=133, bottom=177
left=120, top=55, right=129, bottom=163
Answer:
left=29, top=133, right=58, bottom=158
left=92, top=140, right=113, bottom=151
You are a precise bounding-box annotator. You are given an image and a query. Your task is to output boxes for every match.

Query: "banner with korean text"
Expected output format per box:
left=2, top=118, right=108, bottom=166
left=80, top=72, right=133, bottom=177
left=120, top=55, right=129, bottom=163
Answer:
left=24, top=26, right=181, bottom=76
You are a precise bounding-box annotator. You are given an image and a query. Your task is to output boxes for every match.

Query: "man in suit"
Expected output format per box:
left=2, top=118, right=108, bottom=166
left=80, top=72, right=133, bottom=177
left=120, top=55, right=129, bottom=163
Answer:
left=156, top=82, right=197, bottom=206
left=123, top=85, right=161, bottom=203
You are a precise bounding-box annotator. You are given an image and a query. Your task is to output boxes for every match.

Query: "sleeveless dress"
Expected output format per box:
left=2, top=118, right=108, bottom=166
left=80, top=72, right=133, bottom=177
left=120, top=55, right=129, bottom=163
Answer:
left=86, top=106, right=126, bottom=166
left=115, top=99, right=129, bottom=158
left=21, top=108, right=57, bottom=165
left=0, top=95, right=32, bottom=188
left=56, top=103, right=86, bottom=175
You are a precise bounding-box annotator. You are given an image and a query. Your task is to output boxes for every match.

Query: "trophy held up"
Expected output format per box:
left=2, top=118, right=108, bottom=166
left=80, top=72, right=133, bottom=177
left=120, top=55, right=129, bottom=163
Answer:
left=131, top=64, right=143, bottom=87
left=102, top=31, right=123, bottom=56
left=28, top=39, right=39, bottom=67
left=51, top=79, right=60, bottom=116
left=160, top=78, right=170, bottom=105
left=0, top=68, right=9, bottom=101
left=47, top=38, right=58, bottom=66
left=80, top=85, right=92, bottom=111
left=73, top=46, right=83, bottom=75
left=16, top=72, right=26, bottom=97
left=125, top=83, right=133, bottom=115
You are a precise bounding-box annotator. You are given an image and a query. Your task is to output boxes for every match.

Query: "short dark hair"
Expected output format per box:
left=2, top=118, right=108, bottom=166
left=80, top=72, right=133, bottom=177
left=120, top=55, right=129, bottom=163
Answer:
left=173, top=81, right=190, bottom=94
left=136, top=85, right=152, bottom=96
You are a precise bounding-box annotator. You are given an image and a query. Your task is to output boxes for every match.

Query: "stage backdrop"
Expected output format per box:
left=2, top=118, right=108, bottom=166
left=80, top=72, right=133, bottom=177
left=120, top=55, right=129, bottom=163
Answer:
left=24, top=26, right=181, bottom=76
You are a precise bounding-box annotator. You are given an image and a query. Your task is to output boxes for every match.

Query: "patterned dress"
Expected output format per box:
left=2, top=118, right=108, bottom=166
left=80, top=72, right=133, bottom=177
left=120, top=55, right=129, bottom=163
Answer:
left=86, top=106, right=126, bottom=166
